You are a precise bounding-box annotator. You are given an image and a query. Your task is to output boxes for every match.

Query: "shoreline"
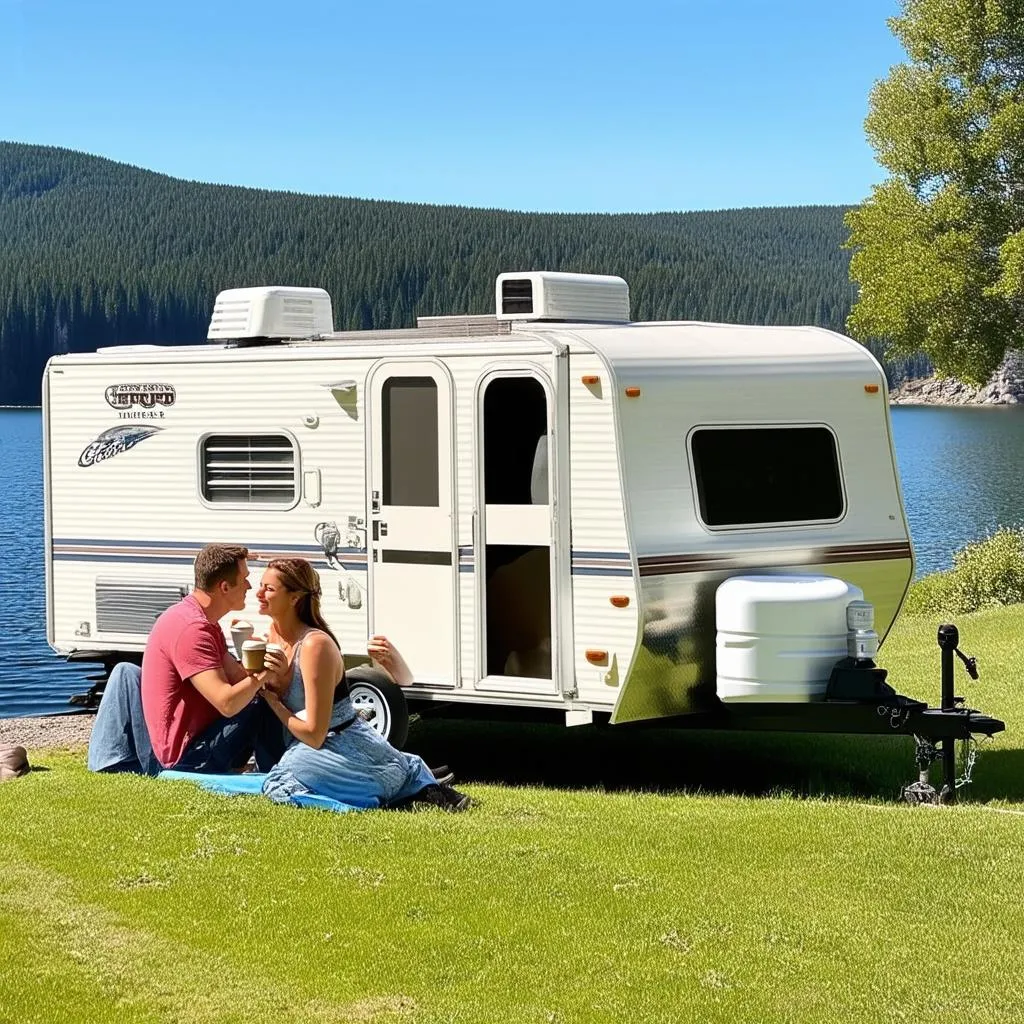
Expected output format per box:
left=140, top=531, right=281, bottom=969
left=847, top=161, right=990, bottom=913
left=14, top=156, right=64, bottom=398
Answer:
left=0, top=713, right=93, bottom=754
left=888, top=352, right=1024, bottom=406
left=889, top=396, right=1024, bottom=407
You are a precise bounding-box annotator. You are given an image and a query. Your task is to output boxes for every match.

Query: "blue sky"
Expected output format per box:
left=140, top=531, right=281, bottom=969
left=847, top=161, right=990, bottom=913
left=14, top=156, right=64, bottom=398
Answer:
left=0, top=0, right=906, bottom=213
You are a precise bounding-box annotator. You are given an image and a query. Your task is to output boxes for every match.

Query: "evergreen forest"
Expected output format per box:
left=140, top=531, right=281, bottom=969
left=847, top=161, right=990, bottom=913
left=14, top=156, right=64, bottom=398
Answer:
left=0, top=142, right=917, bottom=406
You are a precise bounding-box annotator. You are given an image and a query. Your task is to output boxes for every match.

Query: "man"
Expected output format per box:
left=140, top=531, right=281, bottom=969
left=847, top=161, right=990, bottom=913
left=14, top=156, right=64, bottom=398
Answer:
left=88, top=543, right=284, bottom=775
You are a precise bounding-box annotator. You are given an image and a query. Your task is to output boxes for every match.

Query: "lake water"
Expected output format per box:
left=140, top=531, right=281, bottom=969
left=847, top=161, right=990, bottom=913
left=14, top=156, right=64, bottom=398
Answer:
left=2, top=404, right=1024, bottom=718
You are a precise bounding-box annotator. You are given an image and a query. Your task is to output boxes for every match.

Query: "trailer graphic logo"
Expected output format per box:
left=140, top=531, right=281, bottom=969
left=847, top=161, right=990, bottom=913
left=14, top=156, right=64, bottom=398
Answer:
left=78, top=425, right=163, bottom=467
left=105, top=383, right=176, bottom=419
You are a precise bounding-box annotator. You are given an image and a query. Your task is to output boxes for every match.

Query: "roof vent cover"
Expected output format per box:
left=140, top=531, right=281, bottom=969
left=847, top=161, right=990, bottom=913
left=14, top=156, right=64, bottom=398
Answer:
left=495, top=271, right=630, bottom=323
left=207, top=286, right=334, bottom=342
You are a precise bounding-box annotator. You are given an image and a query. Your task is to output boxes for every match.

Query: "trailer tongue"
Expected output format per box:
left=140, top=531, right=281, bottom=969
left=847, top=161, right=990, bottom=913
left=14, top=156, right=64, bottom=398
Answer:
left=712, top=621, right=1004, bottom=804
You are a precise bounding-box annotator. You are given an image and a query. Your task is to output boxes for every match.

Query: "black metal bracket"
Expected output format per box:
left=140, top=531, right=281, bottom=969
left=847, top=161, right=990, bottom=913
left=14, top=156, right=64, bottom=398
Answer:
left=900, top=623, right=988, bottom=804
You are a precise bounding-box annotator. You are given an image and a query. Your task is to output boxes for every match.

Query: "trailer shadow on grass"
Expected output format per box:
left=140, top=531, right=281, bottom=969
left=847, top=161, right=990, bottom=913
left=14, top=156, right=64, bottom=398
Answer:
left=962, top=746, right=1024, bottom=804
left=405, top=716, right=1019, bottom=805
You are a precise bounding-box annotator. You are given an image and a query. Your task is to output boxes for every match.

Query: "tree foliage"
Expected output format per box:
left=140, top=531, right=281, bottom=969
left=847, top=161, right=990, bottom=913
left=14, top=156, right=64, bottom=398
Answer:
left=845, top=0, right=1024, bottom=383
left=1, top=143, right=869, bottom=405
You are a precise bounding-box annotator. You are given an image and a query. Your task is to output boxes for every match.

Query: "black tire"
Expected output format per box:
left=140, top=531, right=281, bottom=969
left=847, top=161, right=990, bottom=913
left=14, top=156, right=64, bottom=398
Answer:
left=345, top=666, right=410, bottom=749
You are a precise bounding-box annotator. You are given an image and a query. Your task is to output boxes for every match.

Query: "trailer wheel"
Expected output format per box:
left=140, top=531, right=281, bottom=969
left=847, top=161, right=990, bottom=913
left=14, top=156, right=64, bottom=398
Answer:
left=346, top=668, right=410, bottom=749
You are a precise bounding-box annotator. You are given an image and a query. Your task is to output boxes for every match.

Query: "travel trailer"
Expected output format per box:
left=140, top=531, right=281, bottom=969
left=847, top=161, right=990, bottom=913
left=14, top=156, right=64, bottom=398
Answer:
left=42, top=271, right=1003, bottom=801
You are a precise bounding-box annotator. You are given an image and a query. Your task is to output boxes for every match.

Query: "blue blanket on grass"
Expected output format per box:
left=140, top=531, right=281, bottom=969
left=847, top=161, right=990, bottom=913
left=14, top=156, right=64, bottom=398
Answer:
left=157, top=770, right=360, bottom=813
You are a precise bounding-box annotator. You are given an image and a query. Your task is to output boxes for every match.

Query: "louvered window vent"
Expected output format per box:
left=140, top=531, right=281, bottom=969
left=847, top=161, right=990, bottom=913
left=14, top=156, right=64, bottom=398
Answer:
left=501, top=278, right=534, bottom=315
left=96, top=579, right=190, bottom=635
left=200, top=433, right=298, bottom=506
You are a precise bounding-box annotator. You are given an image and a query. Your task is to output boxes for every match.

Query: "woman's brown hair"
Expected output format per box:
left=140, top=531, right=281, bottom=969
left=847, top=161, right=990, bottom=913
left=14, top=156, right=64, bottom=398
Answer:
left=265, top=558, right=341, bottom=650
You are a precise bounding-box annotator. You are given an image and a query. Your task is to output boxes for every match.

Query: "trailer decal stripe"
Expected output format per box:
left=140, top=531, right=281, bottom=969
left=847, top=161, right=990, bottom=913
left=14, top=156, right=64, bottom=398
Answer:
left=53, top=553, right=201, bottom=566
left=570, top=550, right=633, bottom=577
left=637, top=542, right=913, bottom=576
left=53, top=537, right=327, bottom=553
left=52, top=539, right=371, bottom=572
left=451, top=547, right=636, bottom=577
left=53, top=552, right=347, bottom=571
left=53, top=540, right=645, bottom=578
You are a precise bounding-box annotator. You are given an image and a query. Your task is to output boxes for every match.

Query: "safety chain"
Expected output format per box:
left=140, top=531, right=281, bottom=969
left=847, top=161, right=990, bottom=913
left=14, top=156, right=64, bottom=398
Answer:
left=955, top=735, right=989, bottom=790
left=903, top=734, right=988, bottom=802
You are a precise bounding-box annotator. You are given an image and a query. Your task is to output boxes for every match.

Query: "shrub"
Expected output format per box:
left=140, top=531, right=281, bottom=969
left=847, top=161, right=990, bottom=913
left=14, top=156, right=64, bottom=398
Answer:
left=904, top=527, right=1024, bottom=615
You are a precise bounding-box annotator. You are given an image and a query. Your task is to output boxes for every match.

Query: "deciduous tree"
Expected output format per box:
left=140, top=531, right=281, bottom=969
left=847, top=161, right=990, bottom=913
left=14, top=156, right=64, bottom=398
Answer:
left=846, top=0, right=1024, bottom=383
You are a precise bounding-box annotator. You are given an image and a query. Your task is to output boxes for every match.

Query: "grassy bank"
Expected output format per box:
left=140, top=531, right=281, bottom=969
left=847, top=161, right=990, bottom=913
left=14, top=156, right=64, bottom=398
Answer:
left=1, top=606, right=1021, bottom=1024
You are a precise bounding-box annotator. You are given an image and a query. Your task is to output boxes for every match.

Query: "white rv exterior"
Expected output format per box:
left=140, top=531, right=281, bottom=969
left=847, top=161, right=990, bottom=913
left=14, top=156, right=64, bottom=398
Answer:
left=42, top=272, right=913, bottom=731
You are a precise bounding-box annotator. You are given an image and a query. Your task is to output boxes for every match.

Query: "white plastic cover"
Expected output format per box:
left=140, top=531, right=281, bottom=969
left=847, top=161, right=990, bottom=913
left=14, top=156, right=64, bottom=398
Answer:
left=495, top=271, right=630, bottom=323
left=715, top=574, right=864, bottom=703
left=207, top=286, right=334, bottom=341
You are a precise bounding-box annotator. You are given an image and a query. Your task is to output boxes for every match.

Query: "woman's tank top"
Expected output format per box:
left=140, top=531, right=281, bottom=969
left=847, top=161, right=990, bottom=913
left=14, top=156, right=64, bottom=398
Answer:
left=280, top=631, right=350, bottom=731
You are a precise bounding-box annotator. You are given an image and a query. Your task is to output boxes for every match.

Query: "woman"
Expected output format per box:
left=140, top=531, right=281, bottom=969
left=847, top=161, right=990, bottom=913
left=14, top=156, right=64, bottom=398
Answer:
left=255, top=557, right=470, bottom=811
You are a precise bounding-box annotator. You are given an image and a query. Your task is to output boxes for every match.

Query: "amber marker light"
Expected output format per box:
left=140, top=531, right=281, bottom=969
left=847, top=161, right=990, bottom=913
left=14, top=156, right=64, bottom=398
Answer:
left=864, top=384, right=880, bottom=394
left=610, top=595, right=630, bottom=608
left=581, top=374, right=600, bottom=385
left=585, top=649, right=608, bottom=665
left=624, top=386, right=641, bottom=397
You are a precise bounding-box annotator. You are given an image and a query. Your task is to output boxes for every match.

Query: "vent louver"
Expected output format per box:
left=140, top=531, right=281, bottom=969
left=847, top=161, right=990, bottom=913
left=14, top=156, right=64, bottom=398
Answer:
left=200, top=434, right=297, bottom=505
left=501, top=278, right=534, bottom=315
left=96, top=579, right=189, bottom=635
left=207, top=286, right=333, bottom=343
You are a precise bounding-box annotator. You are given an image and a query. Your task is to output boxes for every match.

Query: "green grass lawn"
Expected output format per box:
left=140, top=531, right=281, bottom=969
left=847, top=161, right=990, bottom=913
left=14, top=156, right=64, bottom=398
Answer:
left=2, top=607, right=1023, bottom=1024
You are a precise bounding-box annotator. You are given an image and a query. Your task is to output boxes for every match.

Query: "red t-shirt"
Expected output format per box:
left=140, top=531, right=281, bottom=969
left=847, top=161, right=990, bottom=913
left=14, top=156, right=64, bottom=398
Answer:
left=141, top=595, right=225, bottom=767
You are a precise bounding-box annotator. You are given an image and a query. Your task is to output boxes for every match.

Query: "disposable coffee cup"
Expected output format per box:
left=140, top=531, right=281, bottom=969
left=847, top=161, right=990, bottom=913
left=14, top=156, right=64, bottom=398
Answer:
left=230, top=620, right=254, bottom=658
left=241, top=639, right=266, bottom=672
left=265, top=642, right=285, bottom=667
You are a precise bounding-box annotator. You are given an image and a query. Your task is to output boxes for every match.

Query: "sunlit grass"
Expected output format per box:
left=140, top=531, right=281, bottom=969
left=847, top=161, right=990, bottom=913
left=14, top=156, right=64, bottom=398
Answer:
left=0, top=605, right=1021, bottom=1023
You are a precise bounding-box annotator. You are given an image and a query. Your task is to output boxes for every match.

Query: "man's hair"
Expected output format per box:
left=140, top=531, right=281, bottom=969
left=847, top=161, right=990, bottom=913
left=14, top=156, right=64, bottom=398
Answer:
left=193, top=544, right=249, bottom=591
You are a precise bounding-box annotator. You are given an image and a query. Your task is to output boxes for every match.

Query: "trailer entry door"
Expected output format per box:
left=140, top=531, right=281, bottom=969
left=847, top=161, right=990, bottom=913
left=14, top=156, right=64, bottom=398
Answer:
left=367, top=362, right=457, bottom=686
left=474, top=369, right=561, bottom=697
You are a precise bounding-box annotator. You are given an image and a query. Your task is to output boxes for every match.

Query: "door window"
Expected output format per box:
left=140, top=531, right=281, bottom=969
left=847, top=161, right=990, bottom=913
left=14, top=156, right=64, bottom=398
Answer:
left=382, top=377, right=438, bottom=507
left=483, top=377, right=548, bottom=505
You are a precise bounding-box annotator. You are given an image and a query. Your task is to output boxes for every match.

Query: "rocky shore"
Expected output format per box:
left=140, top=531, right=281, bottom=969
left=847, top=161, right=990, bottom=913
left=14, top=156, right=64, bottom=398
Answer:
left=889, top=350, right=1024, bottom=405
left=0, top=713, right=93, bottom=755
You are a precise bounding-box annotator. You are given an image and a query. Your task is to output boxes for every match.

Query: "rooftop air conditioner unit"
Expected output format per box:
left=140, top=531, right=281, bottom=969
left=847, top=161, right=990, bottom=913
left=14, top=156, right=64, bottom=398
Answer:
left=207, top=286, right=334, bottom=343
left=495, top=271, right=630, bottom=324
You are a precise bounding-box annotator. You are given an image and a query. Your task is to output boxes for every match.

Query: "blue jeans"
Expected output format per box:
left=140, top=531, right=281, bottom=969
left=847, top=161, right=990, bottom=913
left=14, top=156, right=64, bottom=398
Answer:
left=87, top=661, right=285, bottom=775
left=87, top=662, right=162, bottom=776
left=173, top=698, right=285, bottom=774
left=262, top=696, right=435, bottom=809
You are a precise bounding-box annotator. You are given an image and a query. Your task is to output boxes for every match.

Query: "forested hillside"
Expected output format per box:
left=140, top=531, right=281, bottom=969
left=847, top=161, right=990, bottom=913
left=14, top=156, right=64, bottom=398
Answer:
left=0, top=142, right=904, bottom=405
